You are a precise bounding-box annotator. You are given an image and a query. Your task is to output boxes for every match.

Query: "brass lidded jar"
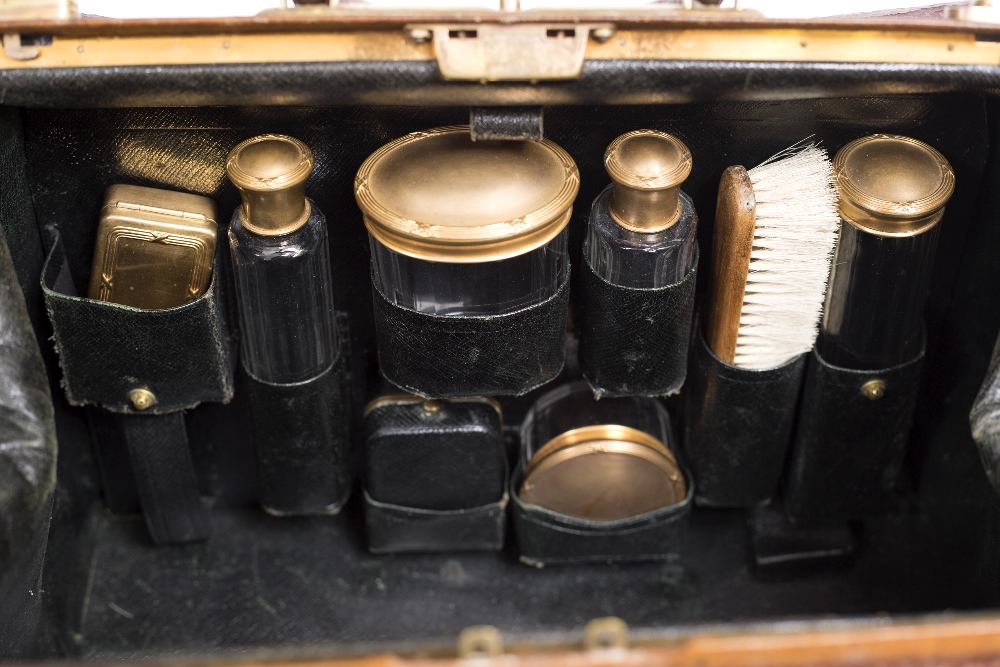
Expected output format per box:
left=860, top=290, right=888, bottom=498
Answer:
left=355, top=125, right=579, bottom=317
left=819, top=134, right=955, bottom=369
left=355, top=126, right=579, bottom=399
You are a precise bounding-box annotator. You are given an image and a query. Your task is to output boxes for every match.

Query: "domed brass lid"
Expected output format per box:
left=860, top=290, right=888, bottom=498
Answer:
left=355, top=126, right=579, bottom=263
left=226, top=134, right=314, bottom=236
left=833, top=134, right=954, bottom=237
left=605, top=130, right=692, bottom=233
left=519, top=424, right=687, bottom=522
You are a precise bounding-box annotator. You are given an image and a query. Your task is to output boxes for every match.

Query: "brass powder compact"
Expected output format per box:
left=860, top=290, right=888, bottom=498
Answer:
left=89, top=184, right=218, bottom=310
left=520, top=424, right=687, bottom=521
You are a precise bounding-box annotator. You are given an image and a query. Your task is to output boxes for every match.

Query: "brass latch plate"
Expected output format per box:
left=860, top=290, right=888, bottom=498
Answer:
left=410, top=23, right=613, bottom=82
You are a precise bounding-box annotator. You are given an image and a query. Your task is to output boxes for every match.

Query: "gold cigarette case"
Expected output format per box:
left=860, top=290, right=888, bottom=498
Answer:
left=88, top=184, right=218, bottom=310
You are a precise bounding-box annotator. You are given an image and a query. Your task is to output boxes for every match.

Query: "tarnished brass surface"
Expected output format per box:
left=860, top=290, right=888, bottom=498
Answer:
left=519, top=424, right=686, bottom=522
left=226, top=134, right=314, bottom=236
left=834, top=134, right=955, bottom=237
left=88, top=184, right=217, bottom=310
left=605, top=129, right=692, bottom=232
left=355, top=126, right=579, bottom=263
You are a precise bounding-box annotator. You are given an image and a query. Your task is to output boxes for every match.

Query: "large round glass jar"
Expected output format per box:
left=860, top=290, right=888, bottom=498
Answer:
left=355, top=126, right=579, bottom=317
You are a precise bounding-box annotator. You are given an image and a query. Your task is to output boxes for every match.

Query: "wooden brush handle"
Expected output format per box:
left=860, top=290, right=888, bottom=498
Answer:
left=705, top=165, right=756, bottom=364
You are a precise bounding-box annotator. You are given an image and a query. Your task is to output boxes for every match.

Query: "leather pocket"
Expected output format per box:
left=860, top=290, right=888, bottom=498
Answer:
left=683, top=332, right=807, bottom=508
left=784, top=346, right=925, bottom=524
left=41, top=231, right=234, bottom=414
left=509, top=463, right=693, bottom=566
left=580, top=244, right=698, bottom=398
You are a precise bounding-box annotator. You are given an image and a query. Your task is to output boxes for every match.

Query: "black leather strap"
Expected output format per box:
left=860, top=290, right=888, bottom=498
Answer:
left=121, top=412, right=211, bottom=545
left=372, top=270, right=569, bottom=399
left=470, top=107, right=544, bottom=141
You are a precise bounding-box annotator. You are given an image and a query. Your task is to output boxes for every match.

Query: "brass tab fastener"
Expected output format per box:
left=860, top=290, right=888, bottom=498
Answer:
left=458, top=625, right=503, bottom=659
left=860, top=379, right=887, bottom=401
left=129, top=388, right=157, bottom=411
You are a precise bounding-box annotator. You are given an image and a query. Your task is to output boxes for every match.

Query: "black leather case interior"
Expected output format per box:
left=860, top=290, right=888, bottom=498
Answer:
left=784, top=347, right=926, bottom=524
left=684, top=332, right=807, bottom=508
left=1, top=89, right=998, bottom=657
left=371, top=273, right=569, bottom=399
left=579, top=245, right=698, bottom=398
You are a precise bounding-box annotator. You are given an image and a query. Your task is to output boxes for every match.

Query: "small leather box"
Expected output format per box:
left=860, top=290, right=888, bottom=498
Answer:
left=362, top=394, right=508, bottom=553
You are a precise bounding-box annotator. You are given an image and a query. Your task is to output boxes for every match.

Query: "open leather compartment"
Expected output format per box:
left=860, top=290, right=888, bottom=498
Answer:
left=2, top=11, right=1000, bottom=663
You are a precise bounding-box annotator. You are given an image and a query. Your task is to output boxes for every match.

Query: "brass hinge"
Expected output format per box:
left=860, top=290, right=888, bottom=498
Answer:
left=0, top=0, right=77, bottom=61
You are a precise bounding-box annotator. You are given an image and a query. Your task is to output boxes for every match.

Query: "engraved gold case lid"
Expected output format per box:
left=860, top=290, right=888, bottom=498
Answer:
left=833, top=134, right=955, bottom=237
left=605, top=129, right=692, bottom=232
left=354, top=126, right=579, bottom=263
left=519, top=424, right=687, bottom=522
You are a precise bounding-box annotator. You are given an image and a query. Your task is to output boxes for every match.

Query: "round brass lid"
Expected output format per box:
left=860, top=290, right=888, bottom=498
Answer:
left=355, top=126, right=579, bottom=263
left=604, top=130, right=692, bottom=232
left=519, top=424, right=687, bottom=522
left=833, top=134, right=954, bottom=237
left=226, top=134, right=314, bottom=236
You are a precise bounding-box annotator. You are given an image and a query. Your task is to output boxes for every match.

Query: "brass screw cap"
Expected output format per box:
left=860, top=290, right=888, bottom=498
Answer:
left=605, top=130, right=692, bottom=233
left=355, top=126, right=579, bottom=264
left=226, top=134, right=314, bottom=236
left=833, top=134, right=954, bottom=237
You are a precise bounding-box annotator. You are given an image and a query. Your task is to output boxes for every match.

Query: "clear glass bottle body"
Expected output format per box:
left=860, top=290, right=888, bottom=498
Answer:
left=369, top=230, right=568, bottom=317
left=229, top=199, right=338, bottom=384
left=585, top=185, right=698, bottom=288
left=521, top=381, right=675, bottom=462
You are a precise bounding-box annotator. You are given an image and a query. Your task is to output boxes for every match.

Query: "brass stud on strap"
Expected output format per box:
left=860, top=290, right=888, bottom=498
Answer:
left=860, top=379, right=887, bottom=401
left=129, top=388, right=157, bottom=411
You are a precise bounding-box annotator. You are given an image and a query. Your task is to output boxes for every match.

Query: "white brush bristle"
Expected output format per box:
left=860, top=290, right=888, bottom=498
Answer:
left=733, top=143, right=839, bottom=370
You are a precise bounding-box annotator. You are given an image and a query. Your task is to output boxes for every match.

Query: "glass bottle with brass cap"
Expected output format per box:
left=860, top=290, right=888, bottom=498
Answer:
left=227, top=134, right=338, bottom=384
left=818, top=134, right=955, bottom=369
left=585, top=129, right=697, bottom=288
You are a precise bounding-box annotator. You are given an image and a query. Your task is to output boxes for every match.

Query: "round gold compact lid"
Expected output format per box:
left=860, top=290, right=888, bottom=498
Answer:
left=833, top=134, right=954, bottom=237
left=604, top=130, right=692, bottom=232
left=355, top=126, right=580, bottom=263
left=226, top=134, right=314, bottom=236
left=519, top=424, right=687, bottom=522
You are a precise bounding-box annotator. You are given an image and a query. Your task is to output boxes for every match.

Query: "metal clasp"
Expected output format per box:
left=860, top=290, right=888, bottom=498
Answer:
left=410, top=22, right=611, bottom=82
left=0, top=0, right=77, bottom=61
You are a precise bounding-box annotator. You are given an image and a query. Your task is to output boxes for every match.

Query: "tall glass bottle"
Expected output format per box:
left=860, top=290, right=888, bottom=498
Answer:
left=226, top=134, right=338, bottom=384
left=585, top=130, right=697, bottom=288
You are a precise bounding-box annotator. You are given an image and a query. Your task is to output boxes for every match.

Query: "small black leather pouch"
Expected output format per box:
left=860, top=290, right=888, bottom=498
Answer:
left=784, top=346, right=925, bottom=524
left=362, top=396, right=507, bottom=553
left=41, top=231, right=233, bottom=544
left=579, top=246, right=698, bottom=397
left=509, top=464, right=693, bottom=566
left=371, top=271, right=569, bottom=399
left=41, top=233, right=234, bottom=413
left=246, top=316, right=352, bottom=516
left=683, top=333, right=807, bottom=508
